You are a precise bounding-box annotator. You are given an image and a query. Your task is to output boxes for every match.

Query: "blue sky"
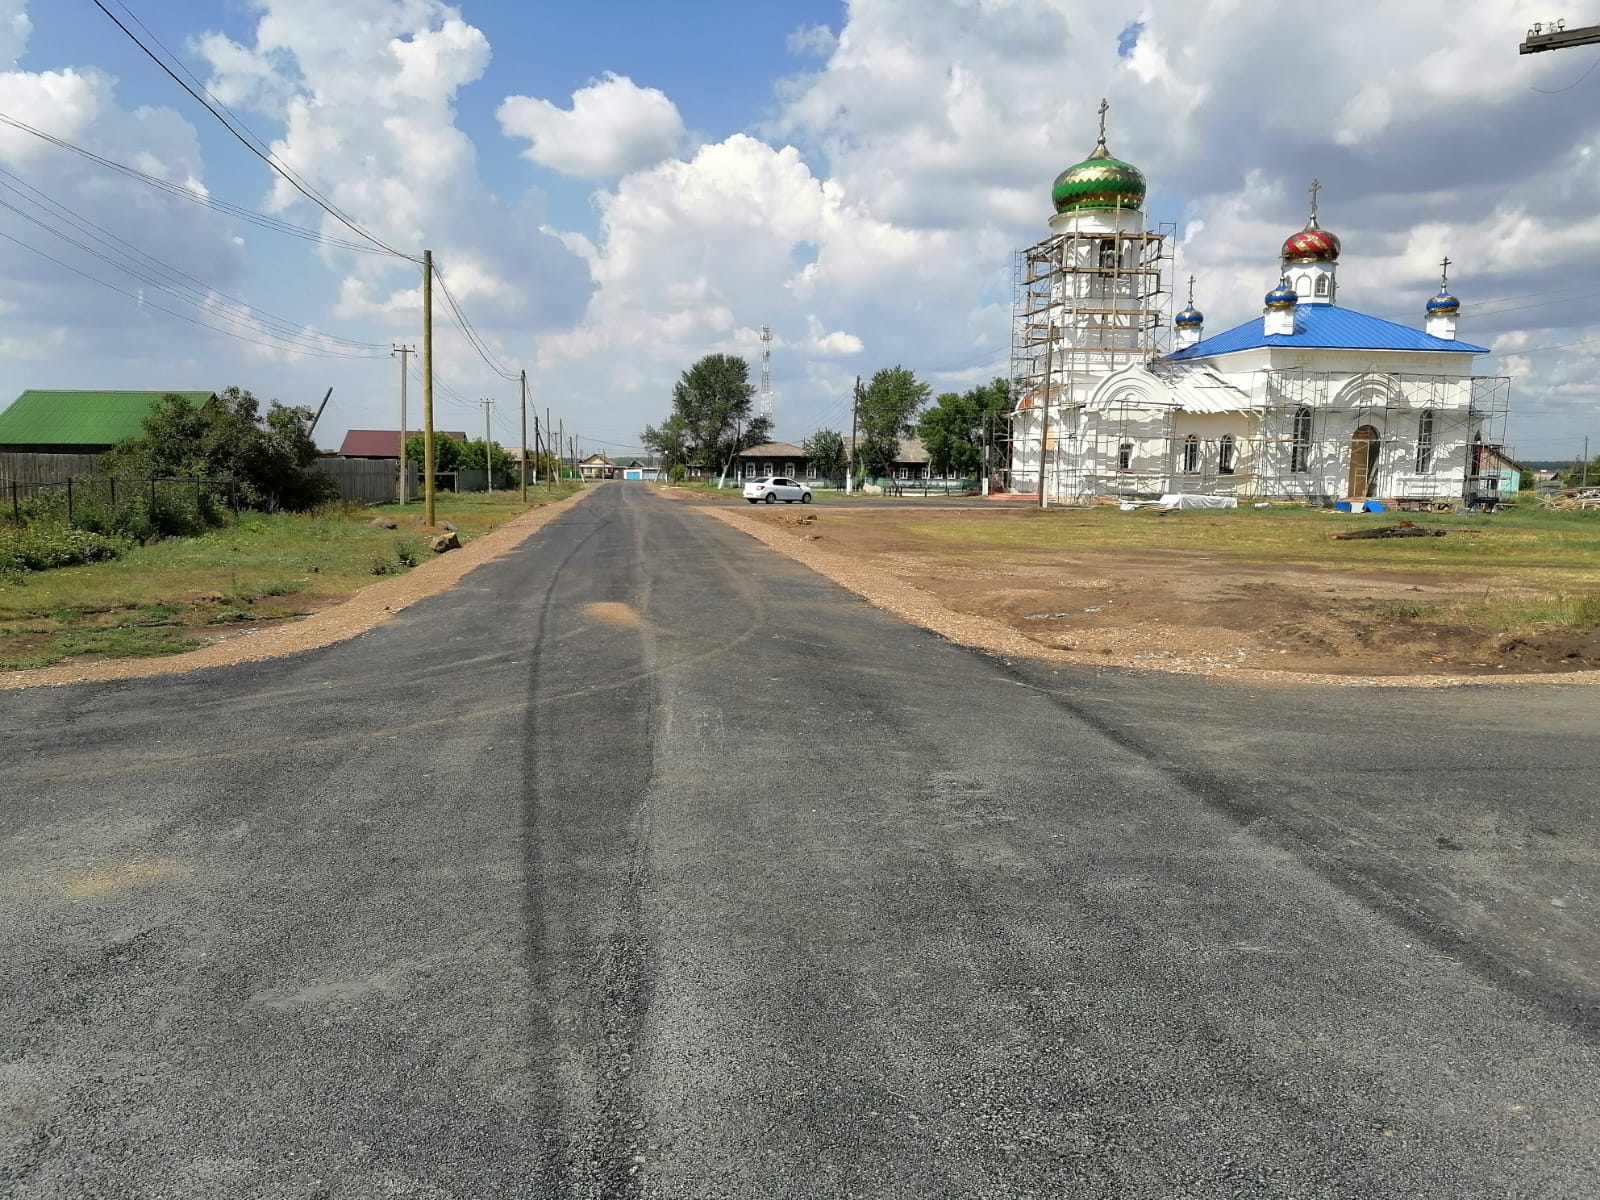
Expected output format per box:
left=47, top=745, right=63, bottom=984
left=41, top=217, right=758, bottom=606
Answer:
left=1, top=0, right=1598, bottom=462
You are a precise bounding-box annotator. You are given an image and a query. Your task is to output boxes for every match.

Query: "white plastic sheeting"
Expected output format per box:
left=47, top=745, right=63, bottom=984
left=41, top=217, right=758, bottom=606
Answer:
left=1157, top=493, right=1238, bottom=510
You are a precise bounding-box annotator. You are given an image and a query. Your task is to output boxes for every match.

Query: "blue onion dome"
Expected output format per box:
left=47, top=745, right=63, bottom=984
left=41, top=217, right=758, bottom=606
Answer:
left=1426, top=288, right=1460, bottom=316
left=1264, top=282, right=1299, bottom=310
left=1174, top=303, right=1204, bottom=328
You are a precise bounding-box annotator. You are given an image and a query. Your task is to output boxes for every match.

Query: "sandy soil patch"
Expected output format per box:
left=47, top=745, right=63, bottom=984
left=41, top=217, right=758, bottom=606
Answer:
left=1, top=490, right=592, bottom=691
left=704, top=505, right=1600, bottom=689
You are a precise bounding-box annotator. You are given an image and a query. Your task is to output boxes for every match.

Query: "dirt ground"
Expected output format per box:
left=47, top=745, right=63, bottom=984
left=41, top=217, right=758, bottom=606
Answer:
left=713, top=505, right=1600, bottom=685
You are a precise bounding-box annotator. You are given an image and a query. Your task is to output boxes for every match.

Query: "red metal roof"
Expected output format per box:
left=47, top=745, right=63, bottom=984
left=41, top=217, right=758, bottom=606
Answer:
left=337, top=429, right=468, bottom=457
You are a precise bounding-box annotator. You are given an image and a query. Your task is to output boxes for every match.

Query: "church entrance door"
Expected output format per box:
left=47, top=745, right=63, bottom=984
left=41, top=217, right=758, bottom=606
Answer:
left=1348, top=425, right=1380, bottom=498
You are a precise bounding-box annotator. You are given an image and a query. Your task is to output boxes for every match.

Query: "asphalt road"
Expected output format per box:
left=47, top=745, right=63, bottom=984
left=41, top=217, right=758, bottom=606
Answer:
left=3, top=482, right=1598, bottom=1199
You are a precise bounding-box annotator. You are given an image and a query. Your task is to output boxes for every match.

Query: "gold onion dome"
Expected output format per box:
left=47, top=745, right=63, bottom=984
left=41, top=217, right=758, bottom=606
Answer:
left=1051, top=135, right=1146, bottom=215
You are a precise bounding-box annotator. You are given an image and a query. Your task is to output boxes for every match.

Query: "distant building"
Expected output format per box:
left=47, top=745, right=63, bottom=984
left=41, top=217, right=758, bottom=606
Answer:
left=578, top=453, right=617, bottom=479
left=335, top=429, right=468, bottom=459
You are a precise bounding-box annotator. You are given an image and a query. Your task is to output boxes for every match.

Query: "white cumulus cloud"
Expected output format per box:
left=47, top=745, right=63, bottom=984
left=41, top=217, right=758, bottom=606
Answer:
left=498, top=72, right=685, bottom=178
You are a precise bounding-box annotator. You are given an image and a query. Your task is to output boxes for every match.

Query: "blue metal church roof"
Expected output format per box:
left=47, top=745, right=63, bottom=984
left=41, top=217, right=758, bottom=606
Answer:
left=1165, top=304, right=1487, bottom=360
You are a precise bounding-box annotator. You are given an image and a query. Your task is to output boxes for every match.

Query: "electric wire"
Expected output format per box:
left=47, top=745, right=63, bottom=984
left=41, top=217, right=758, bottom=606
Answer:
left=431, top=261, right=521, bottom=382
left=0, top=113, right=386, bottom=255
left=0, top=166, right=391, bottom=353
left=90, top=0, right=417, bottom=262
left=0, top=226, right=386, bottom=359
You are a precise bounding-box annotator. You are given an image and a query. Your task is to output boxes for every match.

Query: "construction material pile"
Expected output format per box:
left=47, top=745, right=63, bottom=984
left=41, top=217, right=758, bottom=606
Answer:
left=1542, top=489, right=1600, bottom=511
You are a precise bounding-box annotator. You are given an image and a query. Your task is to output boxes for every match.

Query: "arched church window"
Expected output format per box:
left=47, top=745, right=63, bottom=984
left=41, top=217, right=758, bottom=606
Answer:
left=1291, top=406, right=1313, bottom=473
left=1099, top=240, right=1118, bottom=270
left=1219, top=434, right=1237, bottom=475
left=1314, top=276, right=1329, bottom=298
left=1181, top=435, right=1200, bottom=474
left=1118, top=441, right=1133, bottom=471
left=1415, top=409, right=1435, bottom=473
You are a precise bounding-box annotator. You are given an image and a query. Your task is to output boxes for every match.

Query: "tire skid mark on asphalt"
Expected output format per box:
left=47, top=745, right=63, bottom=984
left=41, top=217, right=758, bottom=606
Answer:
left=982, top=657, right=1600, bottom=1047
left=8, top=584, right=772, bottom=792
left=517, top=486, right=613, bottom=1196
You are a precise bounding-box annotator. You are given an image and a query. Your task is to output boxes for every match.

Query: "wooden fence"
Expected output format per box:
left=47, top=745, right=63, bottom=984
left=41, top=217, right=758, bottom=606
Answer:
left=0, top=451, right=103, bottom=485
left=314, top=457, right=402, bottom=505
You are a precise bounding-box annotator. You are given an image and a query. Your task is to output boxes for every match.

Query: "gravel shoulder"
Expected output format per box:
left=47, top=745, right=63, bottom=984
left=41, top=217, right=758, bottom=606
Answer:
left=0, top=488, right=594, bottom=691
left=703, top=504, right=1600, bottom=690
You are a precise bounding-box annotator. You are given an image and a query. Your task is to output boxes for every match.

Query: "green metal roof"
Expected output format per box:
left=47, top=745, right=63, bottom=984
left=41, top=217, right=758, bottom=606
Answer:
left=0, top=390, right=215, bottom=447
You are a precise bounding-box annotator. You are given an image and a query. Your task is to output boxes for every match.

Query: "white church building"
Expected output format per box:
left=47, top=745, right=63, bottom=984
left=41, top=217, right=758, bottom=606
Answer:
left=1009, top=104, right=1511, bottom=506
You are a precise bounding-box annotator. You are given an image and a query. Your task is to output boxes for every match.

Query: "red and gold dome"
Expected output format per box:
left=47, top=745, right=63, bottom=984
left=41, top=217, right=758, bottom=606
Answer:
left=1281, top=224, right=1341, bottom=264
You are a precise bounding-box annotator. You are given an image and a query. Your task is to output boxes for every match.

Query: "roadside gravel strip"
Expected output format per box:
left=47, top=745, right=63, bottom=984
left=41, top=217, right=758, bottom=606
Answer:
left=0, top=488, right=594, bottom=692
left=703, top=505, right=1600, bottom=691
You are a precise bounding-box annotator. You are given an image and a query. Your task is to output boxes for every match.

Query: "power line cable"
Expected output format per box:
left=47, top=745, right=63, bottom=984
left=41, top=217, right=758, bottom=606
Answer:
left=0, top=167, right=390, bottom=352
left=0, top=225, right=386, bottom=359
left=0, top=112, right=386, bottom=255
left=90, top=0, right=417, bottom=262
left=431, top=260, right=521, bottom=382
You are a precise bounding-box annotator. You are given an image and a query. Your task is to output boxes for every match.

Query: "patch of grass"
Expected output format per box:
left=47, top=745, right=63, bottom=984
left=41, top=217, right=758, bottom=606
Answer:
left=0, top=484, right=581, bottom=669
left=1373, top=600, right=1438, bottom=620
left=48, top=626, right=203, bottom=662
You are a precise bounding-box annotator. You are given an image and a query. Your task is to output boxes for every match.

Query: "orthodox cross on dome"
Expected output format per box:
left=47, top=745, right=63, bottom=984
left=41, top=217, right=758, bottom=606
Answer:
left=1307, top=178, right=1322, bottom=227
left=1186, top=274, right=1196, bottom=305
left=1439, top=255, right=1452, bottom=289
left=1098, top=97, right=1109, bottom=141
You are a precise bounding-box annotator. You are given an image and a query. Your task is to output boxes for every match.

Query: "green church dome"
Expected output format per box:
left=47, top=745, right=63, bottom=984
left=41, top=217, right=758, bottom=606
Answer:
left=1051, top=135, right=1147, bottom=215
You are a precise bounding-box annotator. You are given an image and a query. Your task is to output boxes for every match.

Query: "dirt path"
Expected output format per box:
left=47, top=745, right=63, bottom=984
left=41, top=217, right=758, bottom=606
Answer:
left=704, top=505, right=1600, bottom=689
left=0, top=489, right=592, bottom=691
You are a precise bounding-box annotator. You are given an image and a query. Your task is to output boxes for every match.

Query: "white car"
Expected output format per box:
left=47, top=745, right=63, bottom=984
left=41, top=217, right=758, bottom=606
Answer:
left=743, top=476, right=813, bottom=504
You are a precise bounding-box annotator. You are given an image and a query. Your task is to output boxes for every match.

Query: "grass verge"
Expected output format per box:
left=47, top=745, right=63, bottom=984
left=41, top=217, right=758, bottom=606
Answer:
left=0, top=487, right=581, bottom=669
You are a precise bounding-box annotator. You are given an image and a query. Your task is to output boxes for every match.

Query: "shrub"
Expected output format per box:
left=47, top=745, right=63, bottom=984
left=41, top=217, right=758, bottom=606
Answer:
left=19, top=478, right=225, bottom=543
left=0, top=524, right=122, bottom=575
left=668, top=464, right=688, bottom=484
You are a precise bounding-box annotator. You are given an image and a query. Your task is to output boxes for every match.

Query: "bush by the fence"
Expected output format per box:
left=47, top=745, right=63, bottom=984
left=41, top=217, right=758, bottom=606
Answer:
left=18, top=478, right=226, bottom=542
left=0, top=524, right=122, bottom=575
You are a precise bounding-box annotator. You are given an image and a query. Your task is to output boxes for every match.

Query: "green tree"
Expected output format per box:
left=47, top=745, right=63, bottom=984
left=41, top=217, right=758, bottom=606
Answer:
left=104, top=387, right=335, bottom=512
left=457, top=438, right=512, bottom=476
left=856, top=367, right=930, bottom=480
left=803, top=429, right=848, bottom=486
left=641, top=354, right=772, bottom=475
left=404, top=433, right=466, bottom=473
left=916, top=377, right=1012, bottom=480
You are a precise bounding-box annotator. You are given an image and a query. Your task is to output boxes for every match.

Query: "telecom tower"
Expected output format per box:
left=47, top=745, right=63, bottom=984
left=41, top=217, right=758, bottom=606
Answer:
left=759, top=325, right=774, bottom=419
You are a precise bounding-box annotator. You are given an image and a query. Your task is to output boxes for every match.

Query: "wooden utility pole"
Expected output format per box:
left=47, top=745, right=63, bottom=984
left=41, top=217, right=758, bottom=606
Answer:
left=847, top=375, right=860, bottom=494
left=479, top=399, right=495, bottom=494
left=1038, top=327, right=1056, bottom=509
left=1520, top=20, right=1600, bottom=52
left=558, top=420, right=565, bottom=482
left=519, top=370, right=528, bottom=502
left=393, top=344, right=413, bottom=504
left=422, top=249, right=437, bottom=527
left=545, top=407, right=553, bottom=491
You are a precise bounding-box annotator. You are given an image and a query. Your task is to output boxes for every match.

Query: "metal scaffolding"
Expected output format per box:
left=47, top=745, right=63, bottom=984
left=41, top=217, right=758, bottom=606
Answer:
left=1007, top=212, right=1174, bottom=498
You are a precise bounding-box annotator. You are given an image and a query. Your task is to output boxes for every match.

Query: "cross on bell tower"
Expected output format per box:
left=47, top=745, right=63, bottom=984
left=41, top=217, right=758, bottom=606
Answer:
left=1307, top=178, right=1322, bottom=228
left=1439, top=255, right=1452, bottom=289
